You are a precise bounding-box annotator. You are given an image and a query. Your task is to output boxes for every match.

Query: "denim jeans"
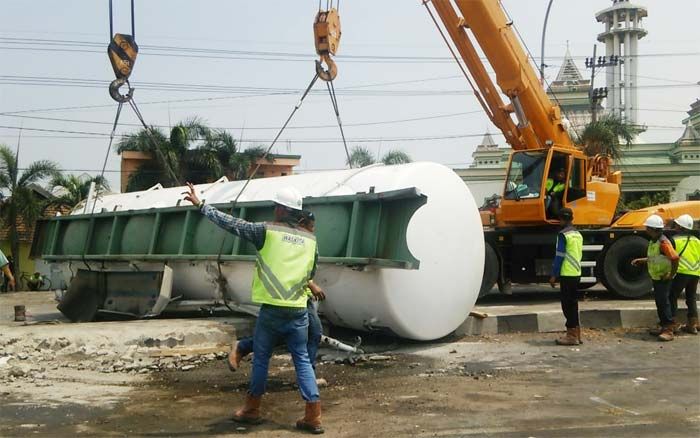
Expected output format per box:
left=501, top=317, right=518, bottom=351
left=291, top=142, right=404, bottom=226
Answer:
left=249, top=304, right=319, bottom=402
left=237, top=300, right=322, bottom=368
left=653, top=279, right=674, bottom=326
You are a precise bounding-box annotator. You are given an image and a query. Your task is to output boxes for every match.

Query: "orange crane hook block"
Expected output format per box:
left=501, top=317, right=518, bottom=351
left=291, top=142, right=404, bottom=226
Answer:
left=108, top=33, right=138, bottom=103
left=314, top=7, right=341, bottom=81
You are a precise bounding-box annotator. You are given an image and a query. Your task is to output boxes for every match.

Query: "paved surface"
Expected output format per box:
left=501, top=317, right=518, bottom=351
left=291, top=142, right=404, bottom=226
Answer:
left=1, top=329, right=698, bottom=437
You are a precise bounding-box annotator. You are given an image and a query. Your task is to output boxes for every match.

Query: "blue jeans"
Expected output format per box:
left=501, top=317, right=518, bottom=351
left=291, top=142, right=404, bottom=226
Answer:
left=237, top=300, right=322, bottom=368
left=249, top=304, right=319, bottom=402
left=653, top=279, right=674, bottom=326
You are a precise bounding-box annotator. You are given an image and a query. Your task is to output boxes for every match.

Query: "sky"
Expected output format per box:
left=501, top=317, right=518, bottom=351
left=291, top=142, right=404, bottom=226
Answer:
left=1, top=0, right=698, bottom=193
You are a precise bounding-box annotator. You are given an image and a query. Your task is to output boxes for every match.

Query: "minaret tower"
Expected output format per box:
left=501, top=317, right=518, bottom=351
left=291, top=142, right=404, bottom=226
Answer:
left=595, top=0, right=647, bottom=126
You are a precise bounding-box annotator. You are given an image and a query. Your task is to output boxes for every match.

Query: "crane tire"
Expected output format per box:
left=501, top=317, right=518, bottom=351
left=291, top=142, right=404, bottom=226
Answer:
left=600, top=235, right=652, bottom=299
left=479, top=243, right=499, bottom=298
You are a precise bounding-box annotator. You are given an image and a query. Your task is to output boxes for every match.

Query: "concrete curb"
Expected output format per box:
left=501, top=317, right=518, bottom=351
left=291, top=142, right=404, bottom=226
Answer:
left=455, top=306, right=689, bottom=336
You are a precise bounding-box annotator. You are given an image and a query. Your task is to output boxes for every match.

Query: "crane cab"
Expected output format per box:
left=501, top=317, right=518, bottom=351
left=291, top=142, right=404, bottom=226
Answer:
left=498, top=147, right=620, bottom=227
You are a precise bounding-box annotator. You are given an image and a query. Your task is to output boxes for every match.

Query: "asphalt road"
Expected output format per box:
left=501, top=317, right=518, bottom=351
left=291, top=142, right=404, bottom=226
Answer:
left=1, top=328, right=698, bottom=437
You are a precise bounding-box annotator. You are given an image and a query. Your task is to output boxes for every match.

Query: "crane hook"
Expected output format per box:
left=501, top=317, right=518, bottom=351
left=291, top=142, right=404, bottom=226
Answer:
left=315, top=55, right=338, bottom=82
left=107, top=33, right=139, bottom=103
left=109, top=77, right=135, bottom=103
left=313, top=8, right=341, bottom=82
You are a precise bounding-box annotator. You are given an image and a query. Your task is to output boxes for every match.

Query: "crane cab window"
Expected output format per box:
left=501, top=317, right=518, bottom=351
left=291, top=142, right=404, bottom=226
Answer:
left=504, top=151, right=546, bottom=200
left=545, top=153, right=568, bottom=218
left=566, top=158, right=586, bottom=203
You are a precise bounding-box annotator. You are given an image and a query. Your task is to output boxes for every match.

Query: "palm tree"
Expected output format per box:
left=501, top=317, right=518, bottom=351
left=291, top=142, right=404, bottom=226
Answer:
left=347, top=146, right=413, bottom=168
left=117, top=125, right=177, bottom=191
left=118, top=118, right=267, bottom=191
left=0, top=144, right=60, bottom=278
left=50, top=174, right=110, bottom=208
left=381, top=150, right=413, bottom=165
left=577, top=115, right=636, bottom=161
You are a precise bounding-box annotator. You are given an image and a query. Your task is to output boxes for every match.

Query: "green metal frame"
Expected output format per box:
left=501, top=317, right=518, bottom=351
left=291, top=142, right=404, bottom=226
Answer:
left=32, top=188, right=427, bottom=270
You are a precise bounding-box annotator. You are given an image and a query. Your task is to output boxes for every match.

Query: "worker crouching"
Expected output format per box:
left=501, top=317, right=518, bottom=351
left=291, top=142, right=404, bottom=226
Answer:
left=183, top=184, right=324, bottom=434
left=632, top=214, right=680, bottom=341
left=670, top=214, right=700, bottom=335
left=549, top=207, right=584, bottom=345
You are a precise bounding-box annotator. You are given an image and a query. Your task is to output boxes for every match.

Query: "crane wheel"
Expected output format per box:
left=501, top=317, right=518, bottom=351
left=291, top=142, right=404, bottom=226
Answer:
left=478, top=243, right=499, bottom=298
left=599, top=235, right=652, bottom=299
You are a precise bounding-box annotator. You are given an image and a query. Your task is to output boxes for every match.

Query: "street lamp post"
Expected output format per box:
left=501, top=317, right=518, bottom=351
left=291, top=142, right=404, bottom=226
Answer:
left=540, top=0, right=555, bottom=84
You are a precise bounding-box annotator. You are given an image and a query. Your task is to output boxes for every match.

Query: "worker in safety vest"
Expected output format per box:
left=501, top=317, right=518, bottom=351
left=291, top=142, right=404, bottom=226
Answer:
left=632, top=214, right=680, bottom=342
left=545, top=167, right=566, bottom=218
left=549, top=207, right=584, bottom=345
left=229, top=210, right=327, bottom=388
left=669, top=214, right=699, bottom=334
left=183, top=183, right=324, bottom=434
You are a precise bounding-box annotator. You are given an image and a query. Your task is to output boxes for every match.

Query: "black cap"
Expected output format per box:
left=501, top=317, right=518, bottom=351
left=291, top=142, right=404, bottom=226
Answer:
left=559, top=207, right=574, bottom=220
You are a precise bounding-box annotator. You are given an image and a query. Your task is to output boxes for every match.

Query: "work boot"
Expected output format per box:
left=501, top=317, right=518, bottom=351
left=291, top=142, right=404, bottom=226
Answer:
left=648, top=325, right=663, bottom=336
left=233, top=394, right=263, bottom=424
left=649, top=322, right=680, bottom=335
left=296, top=401, right=324, bottom=434
left=683, top=317, right=699, bottom=335
left=658, top=326, right=674, bottom=342
left=555, top=328, right=580, bottom=346
left=574, top=326, right=584, bottom=344
left=227, top=341, right=244, bottom=372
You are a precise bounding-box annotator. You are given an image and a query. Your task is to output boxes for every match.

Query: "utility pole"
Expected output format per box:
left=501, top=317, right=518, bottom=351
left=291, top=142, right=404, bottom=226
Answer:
left=585, top=44, right=619, bottom=123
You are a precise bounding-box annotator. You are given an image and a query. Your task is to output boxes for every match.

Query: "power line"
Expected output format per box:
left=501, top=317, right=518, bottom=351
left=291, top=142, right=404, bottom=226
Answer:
left=1, top=37, right=698, bottom=63
left=0, top=110, right=484, bottom=131
left=0, top=124, right=501, bottom=143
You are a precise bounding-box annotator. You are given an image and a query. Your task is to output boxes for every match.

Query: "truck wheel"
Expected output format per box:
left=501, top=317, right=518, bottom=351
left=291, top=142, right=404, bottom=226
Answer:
left=479, top=243, right=499, bottom=298
left=600, top=236, right=651, bottom=298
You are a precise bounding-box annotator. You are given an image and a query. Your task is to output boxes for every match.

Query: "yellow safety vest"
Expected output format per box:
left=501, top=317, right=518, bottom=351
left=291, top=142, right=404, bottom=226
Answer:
left=546, top=178, right=565, bottom=194
left=251, top=223, right=316, bottom=308
left=559, top=230, right=583, bottom=277
left=647, top=235, right=673, bottom=281
left=675, top=234, right=700, bottom=277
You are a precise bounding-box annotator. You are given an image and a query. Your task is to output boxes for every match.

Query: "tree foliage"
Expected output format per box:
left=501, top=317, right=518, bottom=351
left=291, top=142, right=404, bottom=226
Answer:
left=576, top=115, right=636, bottom=161
left=117, top=118, right=268, bottom=191
left=0, top=144, right=60, bottom=278
left=50, top=174, right=111, bottom=209
left=347, top=146, right=413, bottom=168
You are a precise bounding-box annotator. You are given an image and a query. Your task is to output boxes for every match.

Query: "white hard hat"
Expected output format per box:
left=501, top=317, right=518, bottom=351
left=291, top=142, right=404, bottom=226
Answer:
left=273, top=187, right=303, bottom=211
left=674, top=214, right=694, bottom=231
left=643, top=214, right=664, bottom=229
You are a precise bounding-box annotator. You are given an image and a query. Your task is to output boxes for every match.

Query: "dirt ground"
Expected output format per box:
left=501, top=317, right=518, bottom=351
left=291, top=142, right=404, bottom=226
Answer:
left=1, top=327, right=699, bottom=438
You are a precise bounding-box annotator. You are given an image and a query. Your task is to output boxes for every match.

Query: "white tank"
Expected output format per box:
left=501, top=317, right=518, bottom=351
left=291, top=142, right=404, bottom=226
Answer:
left=74, top=162, right=484, bottom=341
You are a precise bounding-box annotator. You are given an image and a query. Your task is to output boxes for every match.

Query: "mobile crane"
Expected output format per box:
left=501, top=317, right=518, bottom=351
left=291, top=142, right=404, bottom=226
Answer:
left=424, top=0, right=699, bottom=298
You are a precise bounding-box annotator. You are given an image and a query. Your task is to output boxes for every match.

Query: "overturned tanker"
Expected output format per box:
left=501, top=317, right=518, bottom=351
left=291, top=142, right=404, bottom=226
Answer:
left=31, top=162, right=484, bottom=341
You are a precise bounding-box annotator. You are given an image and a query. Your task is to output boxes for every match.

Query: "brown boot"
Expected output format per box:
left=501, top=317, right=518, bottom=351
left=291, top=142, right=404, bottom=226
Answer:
left=574, top=326, right=583, bottom=344
left=227, top=341, right=244, bottom=372
left=683, top=317, right=699, bottom=335
left=233, top=394, right=263, bottom=424
left=658, top=326, right=674, bottom=342
left=556, top=328, right=580, bottom=346
left=296, top=401, right=324, bottom=434
left=649, top=325, right=663, bottom=336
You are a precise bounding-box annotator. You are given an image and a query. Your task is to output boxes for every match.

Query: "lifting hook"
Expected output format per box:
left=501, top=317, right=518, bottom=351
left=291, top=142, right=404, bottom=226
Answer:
left=107, top=33, right=139, bottom=103
left=109, top=77, right=135, bottom=103
left=313, top=7, right=341, bottom=82
left=315, top=55, right=338, bottom=82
